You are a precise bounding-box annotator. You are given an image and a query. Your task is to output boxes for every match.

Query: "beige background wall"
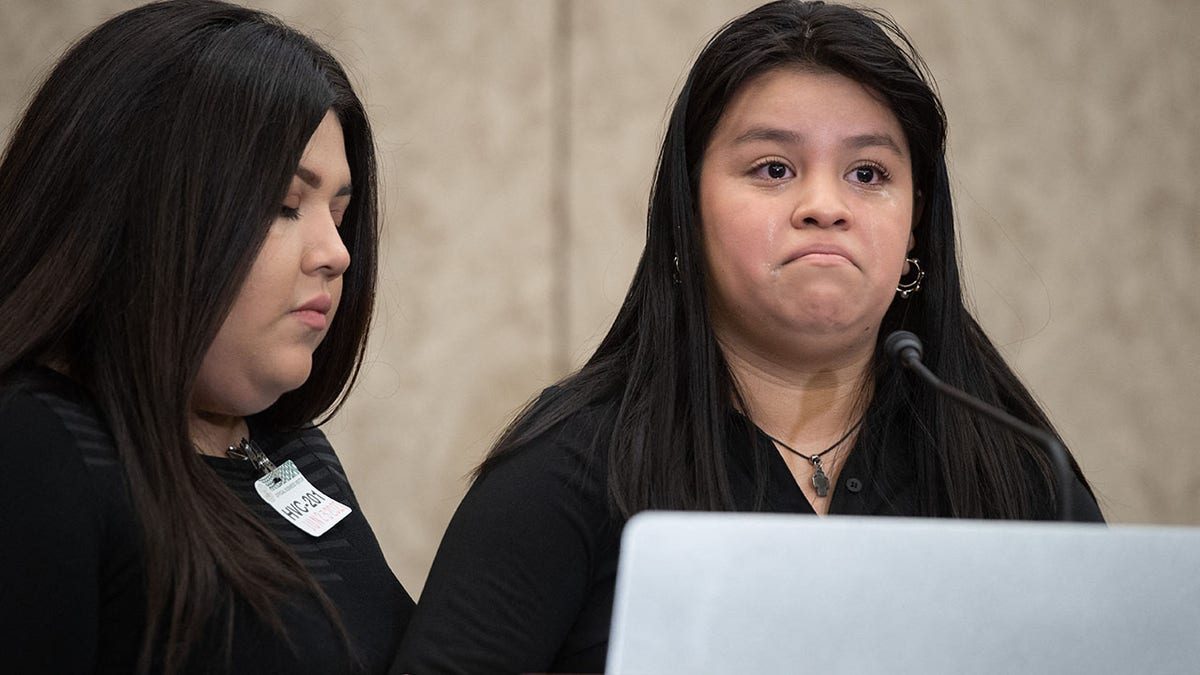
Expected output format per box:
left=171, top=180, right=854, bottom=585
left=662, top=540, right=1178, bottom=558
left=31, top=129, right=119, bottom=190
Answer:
left=3, top=0, right=1197, bottom=596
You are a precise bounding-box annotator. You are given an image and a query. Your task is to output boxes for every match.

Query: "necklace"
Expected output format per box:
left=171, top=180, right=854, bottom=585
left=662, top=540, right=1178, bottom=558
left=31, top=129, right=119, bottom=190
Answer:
left=759, top=417, right=863, bottom=498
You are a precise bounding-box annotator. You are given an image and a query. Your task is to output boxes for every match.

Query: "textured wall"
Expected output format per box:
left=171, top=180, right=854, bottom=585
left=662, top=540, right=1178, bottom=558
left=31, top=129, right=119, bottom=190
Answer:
left=3, top=0, right=1196, bottom=597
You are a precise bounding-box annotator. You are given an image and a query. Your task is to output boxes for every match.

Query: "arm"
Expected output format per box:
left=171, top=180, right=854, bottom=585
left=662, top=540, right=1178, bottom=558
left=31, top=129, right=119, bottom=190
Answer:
left=0, top=388, right=108, bottom=673
left=396, top=422, right=614, bottom=674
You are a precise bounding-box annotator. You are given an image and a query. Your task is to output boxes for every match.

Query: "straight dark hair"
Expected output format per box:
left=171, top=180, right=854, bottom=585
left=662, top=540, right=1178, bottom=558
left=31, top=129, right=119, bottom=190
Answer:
left=481, top=0, right=1092, bottom=519
left=0, top=0, right=377, bottom=671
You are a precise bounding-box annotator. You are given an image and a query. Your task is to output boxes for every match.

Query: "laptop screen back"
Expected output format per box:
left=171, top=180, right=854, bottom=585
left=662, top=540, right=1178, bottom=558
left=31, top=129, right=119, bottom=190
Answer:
left=607, top=512, right=1200, bottom=674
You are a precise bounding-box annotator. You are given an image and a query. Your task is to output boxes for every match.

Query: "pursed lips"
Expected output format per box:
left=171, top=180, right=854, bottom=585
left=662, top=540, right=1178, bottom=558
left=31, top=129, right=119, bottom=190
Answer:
left=783, top=244, right=857, bottom=268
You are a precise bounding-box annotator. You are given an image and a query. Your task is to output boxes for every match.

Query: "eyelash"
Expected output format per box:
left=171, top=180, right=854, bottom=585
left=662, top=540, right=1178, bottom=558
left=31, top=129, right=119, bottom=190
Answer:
left=750, top=158, right=793, bottom=180
left=850, top=161, right=891, bottom=185
left=280, top=205, right=301, bottom=220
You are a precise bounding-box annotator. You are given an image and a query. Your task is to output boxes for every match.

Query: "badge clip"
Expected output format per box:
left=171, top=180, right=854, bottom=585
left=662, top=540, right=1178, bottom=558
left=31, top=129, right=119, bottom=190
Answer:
left=227, top=438, right=277, bottom=477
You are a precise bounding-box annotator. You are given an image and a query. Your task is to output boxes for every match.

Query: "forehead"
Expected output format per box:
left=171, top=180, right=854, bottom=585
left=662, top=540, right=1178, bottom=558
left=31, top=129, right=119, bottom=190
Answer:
left=298, top=112, right=351, bottom=182
left=711, top=66, right=907, bottom=151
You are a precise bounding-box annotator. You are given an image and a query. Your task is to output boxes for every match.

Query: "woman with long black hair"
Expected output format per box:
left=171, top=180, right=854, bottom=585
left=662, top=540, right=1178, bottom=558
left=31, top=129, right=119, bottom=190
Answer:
left=397, top=1, right=1103, bottom=673
left=0, top=1, right=411, bottom=672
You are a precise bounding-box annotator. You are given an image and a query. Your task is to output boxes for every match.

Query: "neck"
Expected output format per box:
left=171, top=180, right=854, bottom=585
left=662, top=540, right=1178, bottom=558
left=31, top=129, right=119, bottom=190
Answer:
left=190, top=411, right=249, bottom=458
left=721, top=337, right=873, bottom=453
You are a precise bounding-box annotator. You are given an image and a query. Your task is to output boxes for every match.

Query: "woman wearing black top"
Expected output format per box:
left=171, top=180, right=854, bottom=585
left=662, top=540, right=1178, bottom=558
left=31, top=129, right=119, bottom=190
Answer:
left=0, top=1, right=411, bottom=672
left=398, top=1, right=1103, bottom=673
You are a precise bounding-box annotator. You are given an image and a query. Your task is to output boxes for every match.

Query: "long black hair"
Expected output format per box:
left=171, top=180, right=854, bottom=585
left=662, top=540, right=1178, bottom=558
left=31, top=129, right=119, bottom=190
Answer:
left=481, top=0, right=1092, bottom=520
left=0, top=0, right=377, bottom=671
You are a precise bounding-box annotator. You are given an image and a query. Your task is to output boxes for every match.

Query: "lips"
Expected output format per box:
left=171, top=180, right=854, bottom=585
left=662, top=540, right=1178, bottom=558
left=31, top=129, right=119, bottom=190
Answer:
left=291, top=294, right=333, bottom=330
left=784, top=243, right=855, bottom=266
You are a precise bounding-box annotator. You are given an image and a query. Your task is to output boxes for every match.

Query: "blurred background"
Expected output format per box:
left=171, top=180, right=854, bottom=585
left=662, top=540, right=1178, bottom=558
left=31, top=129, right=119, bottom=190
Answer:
left=3, top=0, right=1197, bottom=595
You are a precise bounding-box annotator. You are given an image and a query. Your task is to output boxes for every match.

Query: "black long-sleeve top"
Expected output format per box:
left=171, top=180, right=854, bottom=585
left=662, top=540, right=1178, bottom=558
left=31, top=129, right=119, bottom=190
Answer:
left=396, top=392, right=1102, bottom=674
left=1, top=365, right=413, bottom=674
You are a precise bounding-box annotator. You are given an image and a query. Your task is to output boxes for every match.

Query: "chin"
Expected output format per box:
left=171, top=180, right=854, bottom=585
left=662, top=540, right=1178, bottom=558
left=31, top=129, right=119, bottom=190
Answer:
left=254, top=359, right=315, bottom=407
left=276, top=366, right=315, bottom=396
left=790, top=302, right=856, bottom=331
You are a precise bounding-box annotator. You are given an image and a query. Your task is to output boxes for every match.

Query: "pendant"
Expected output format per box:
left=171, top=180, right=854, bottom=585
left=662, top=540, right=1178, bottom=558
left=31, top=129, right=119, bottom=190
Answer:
left=811, top=456, right=830, bottom=498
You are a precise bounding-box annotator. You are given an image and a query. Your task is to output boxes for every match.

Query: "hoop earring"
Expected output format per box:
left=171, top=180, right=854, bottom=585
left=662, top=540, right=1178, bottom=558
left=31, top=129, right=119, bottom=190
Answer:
left=672, top=254, right=682, bottom=285
left=896, top=257, right=924, bottom=298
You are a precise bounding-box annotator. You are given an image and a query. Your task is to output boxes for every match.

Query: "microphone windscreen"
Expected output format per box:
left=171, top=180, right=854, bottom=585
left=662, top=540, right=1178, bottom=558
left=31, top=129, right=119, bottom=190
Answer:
left=884, top=330, right=923, bottom=364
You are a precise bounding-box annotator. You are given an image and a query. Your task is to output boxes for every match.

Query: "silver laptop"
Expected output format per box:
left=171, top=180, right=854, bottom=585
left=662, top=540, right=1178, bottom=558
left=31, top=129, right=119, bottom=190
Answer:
left=607, top=512, right=1200, bottom=674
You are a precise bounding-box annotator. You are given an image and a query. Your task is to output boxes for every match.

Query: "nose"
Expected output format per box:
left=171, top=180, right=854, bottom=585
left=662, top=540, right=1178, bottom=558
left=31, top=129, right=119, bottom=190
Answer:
left=304, top=212, right=351, bottom=278
left=791, top=172, right=850, bottom=229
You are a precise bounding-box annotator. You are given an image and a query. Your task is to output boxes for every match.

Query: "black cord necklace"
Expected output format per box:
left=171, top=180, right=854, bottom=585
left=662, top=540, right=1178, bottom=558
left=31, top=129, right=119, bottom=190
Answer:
left=759, top=417, right=863, bottom=498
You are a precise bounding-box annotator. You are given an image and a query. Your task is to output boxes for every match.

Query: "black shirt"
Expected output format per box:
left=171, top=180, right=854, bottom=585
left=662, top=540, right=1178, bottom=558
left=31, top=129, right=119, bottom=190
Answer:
left=0, top=366, right=413, bottom=673
left=396, top=393, right=1102, bottom=674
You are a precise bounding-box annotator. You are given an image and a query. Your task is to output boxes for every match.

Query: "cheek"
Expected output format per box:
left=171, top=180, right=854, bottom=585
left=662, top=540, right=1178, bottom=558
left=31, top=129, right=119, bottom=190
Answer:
left=192, top=326, right=242, bottom=415
left=700, top=192, right=782, bottom=281
left=701, top=216, right=757, bottom=295
left=865, top=200, right=914, bottom=255
left=856, top=211, right=914, bottom=295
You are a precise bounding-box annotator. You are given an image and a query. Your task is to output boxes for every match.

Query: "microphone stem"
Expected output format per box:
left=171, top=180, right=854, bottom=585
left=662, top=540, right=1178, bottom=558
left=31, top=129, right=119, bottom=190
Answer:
left=902, top=354, right=1075, bottom=520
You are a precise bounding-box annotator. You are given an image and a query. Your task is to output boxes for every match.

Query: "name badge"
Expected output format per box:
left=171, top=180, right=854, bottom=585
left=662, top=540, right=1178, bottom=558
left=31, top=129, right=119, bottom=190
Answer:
left=255, top=460, right=352, bottom=537
left=227, top=438, right=351, bottom=537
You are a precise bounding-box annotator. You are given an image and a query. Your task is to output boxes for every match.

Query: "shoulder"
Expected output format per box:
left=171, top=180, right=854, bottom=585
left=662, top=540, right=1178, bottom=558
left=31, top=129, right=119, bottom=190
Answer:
left=1009, top=439, right=1104, bottom=522
left=430, top=386, right=624, bottom=547
left=436, top=389, right=622, bottom=569
left=399, top=390, right=622, bottom=672
left=0, top=366, right=125, bottom=492
left=477, top=388, right=620, bottom=500
left=0, top=366, right=133, bottom=533
left=492, top=386, right=621, bottom=467
left=1061, top=472, right=1105, bottom=523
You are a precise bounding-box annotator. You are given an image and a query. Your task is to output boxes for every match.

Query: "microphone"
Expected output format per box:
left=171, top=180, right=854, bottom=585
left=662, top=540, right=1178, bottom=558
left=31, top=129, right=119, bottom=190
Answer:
left=884, top=330, right=1075, bottom=520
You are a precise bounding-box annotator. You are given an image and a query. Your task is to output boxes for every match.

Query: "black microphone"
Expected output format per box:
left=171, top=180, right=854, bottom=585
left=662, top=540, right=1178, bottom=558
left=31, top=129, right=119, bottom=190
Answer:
left=884, top=330, right=1075, bottom=520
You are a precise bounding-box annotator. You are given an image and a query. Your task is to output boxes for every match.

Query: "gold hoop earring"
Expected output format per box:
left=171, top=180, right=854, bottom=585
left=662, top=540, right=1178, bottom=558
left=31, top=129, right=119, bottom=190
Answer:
left=896, top=257, right=924, bottom=298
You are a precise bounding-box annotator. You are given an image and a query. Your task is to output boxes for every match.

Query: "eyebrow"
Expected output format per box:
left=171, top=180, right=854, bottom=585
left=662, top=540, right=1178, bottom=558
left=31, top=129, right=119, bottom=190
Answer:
left=844, top=133, right=906, bottom=157
left=295, top=165, right=353, bottom=198
left=731, top=126, right=907, bottom=157
left=732, top=127, right=804, bottom=146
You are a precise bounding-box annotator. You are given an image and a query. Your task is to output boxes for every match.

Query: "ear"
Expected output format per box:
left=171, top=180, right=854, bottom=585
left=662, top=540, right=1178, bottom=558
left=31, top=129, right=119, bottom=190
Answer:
left=912, top=189, right=925, bottom=232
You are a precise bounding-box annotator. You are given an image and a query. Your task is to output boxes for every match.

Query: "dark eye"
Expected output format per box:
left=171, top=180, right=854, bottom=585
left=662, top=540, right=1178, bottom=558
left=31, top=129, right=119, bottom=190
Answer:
left=849, top=164, right=889, bottom=185
left=754, top=161, right=793, bottom=180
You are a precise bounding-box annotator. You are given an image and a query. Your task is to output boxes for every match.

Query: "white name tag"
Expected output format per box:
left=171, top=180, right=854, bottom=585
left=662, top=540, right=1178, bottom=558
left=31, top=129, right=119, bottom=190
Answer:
left=254, top=460, right=351, bottom=537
